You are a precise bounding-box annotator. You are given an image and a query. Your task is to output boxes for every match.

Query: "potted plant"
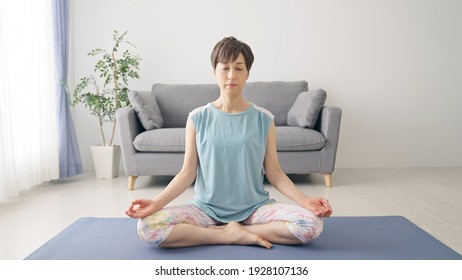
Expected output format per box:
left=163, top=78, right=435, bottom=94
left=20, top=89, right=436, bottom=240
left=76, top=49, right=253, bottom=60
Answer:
left=72, top=30, right=141, bottom=179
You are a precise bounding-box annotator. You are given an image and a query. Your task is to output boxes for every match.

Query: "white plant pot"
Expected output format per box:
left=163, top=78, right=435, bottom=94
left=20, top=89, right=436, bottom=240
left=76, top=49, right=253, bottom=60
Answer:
left=91, top=145, right=121, bottom=179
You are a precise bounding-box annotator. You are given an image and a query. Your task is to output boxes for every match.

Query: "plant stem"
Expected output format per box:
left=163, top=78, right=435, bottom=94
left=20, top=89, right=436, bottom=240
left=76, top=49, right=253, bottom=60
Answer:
left=92, top=76, right=106, bottom=146
left=99, top=118, right=106, bottom=146
left=109, top=49, right=119, bottom=146
left=109, top=119, right=117, bottom=147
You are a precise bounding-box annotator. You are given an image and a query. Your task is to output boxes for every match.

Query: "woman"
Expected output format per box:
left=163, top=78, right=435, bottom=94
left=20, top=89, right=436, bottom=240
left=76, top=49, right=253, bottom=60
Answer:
left=125, top=36, right=332, bottom=249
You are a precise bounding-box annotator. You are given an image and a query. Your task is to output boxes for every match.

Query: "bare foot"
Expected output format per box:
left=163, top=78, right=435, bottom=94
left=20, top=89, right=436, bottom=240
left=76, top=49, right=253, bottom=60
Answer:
left=223, top=221, right=272, bottom=249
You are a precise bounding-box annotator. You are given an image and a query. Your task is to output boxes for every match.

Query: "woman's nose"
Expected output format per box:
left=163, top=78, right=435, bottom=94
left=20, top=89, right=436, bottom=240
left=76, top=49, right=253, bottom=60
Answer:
left=227, top=69, right=235, bottom=80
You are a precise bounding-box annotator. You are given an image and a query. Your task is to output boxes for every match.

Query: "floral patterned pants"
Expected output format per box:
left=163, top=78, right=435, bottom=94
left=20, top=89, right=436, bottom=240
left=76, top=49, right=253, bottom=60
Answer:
left=137, top=202, right=323, bottom=247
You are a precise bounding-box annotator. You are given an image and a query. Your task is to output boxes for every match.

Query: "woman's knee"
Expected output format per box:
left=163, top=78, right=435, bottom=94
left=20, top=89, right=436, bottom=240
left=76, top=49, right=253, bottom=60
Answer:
left=137, top=212, right=173, bottom=247
left=286, top=216, right=323, bottom=244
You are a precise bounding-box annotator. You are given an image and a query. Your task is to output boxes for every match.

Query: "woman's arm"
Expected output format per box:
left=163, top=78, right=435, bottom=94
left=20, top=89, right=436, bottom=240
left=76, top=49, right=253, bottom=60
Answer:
left=126, top=117, right=199, bottom=218
left=263, top=122, right=332, bottom=217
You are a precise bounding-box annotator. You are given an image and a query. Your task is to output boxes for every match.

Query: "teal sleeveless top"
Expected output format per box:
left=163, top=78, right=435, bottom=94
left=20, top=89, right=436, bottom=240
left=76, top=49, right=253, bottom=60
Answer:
left=189, top=103, right=275, bottom=223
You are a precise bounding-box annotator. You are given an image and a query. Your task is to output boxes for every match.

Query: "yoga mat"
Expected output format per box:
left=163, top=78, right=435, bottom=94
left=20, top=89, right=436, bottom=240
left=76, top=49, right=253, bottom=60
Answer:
left=25, top=216, right=461, bottom=260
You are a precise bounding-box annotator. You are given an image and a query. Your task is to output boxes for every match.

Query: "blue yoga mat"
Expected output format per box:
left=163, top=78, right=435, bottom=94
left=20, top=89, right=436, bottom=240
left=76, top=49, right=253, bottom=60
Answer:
left=25, top=216, right=461, bottom=260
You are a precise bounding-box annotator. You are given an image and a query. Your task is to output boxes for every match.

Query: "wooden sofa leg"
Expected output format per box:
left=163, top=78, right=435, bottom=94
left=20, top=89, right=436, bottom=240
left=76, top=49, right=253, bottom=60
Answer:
left=128, top=175, right=138, bottom=191
left=323, top=173, right=332, bottom=188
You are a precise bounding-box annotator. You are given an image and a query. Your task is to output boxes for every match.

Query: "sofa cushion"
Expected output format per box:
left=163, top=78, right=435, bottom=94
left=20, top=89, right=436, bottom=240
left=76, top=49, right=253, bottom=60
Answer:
left=276, top=126, right=326, bottom=151
left=134, top=128, right=185, bottom=152
left=134, top=126, right=325, bottom=153
left=152, top=84, right=220, bottom=128
left=244, top=81, right=308, bottom=126
left=287, top=88, right=326, bottom=129
left=151, top=81, right=308, bottom=128
left=128, top=90, right=163, bottom=130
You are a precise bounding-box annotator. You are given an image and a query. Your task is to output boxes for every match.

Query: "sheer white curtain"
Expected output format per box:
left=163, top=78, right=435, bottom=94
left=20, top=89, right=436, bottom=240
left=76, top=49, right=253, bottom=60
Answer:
left=0, top=0, right=59, bottom=202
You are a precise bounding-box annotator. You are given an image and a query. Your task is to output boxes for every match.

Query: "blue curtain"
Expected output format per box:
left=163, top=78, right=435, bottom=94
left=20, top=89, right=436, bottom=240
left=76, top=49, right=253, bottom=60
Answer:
left=52, top=0, right=83, bottom=178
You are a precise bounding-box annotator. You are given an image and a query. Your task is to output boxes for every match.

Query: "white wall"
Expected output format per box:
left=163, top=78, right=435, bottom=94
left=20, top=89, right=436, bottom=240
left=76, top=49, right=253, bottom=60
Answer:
left=70, top=0, right=462, bottom=171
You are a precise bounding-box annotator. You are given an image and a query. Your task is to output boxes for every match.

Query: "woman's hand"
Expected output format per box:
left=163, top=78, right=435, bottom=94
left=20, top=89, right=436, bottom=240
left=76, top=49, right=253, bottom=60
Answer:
left=125, top=199, right=159, bottom=219
left=303, top=197, right=332, bottom=218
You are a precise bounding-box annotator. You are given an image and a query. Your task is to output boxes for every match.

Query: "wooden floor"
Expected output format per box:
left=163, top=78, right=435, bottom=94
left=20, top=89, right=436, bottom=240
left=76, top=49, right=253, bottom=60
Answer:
left=0, top=167, right=461, bottom=259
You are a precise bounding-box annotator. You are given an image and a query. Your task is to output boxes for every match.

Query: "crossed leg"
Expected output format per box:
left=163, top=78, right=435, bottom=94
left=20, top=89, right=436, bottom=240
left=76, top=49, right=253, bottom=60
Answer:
left=164, top=221, right=272, bottom=249
left=137, top=203, right=322, bottom=249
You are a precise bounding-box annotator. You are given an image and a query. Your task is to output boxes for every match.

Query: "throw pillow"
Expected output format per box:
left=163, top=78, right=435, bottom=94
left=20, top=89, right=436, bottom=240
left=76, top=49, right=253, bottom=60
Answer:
left=287, top=88, right=327, bottom=128
left=128, top=90, right=163, bottom=130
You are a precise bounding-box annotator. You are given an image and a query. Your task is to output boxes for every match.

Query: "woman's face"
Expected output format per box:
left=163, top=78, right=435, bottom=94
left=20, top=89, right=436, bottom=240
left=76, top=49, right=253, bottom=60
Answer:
left=214, top=53, right=249, bottom=95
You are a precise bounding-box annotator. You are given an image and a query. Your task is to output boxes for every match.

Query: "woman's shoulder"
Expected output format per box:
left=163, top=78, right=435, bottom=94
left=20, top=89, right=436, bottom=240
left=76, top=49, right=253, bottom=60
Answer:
left=189, top=103, right=211, bottom=118
left=252, top=104, right=274, bottom=120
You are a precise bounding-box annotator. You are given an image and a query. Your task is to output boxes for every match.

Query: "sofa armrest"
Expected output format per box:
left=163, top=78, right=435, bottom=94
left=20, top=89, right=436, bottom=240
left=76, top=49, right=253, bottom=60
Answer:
left=116, top=107, right=144, bottom=175
left=314, top=106, right=342, bottom=172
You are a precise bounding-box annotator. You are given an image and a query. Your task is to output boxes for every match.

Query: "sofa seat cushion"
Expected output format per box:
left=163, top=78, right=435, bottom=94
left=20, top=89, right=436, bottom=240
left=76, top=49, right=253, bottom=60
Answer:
left=134, top=126, right=325, bottom=153
left=275, top=126, right=325, bottom=151
left=134, top=128, right=186, bottom=152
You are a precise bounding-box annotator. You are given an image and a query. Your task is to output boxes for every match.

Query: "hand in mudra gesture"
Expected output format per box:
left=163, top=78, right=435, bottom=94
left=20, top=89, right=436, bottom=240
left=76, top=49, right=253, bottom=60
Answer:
left=303, top=197, right=332, bottom=217
left=125, top=199, right=159, bottom=219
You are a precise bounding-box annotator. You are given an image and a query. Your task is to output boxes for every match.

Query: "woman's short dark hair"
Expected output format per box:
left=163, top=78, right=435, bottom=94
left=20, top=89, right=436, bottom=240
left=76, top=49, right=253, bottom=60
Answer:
left=210, top=36, right=254, bottom=72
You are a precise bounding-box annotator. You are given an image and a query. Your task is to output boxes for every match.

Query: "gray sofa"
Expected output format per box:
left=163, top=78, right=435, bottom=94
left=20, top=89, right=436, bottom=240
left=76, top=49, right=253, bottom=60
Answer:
left=116, top=81, right=342, bottom=190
